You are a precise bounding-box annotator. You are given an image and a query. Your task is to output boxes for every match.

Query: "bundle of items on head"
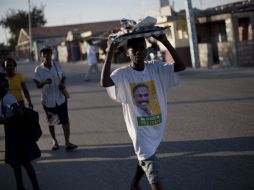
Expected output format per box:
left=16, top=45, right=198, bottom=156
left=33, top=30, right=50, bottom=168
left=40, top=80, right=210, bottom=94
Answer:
left=110, top=16, right=170, bottom=44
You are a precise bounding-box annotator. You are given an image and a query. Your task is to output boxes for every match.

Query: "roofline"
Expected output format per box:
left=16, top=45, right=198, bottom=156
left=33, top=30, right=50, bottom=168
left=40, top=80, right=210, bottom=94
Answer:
left=17, top=28, right=29, bottom=46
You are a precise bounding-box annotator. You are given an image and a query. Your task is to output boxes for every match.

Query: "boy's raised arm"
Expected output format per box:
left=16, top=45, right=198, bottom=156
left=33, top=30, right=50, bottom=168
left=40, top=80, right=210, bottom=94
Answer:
left=100, top=38, right=119, bottom=87
left=153, top=34, right=185, bottom=72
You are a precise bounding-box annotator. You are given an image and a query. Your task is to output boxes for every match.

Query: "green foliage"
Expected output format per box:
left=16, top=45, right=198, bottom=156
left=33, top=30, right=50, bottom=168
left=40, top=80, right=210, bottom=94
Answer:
left=0, top=43, right=8, bottom=50
left=0, top=5, right=47, bottom=50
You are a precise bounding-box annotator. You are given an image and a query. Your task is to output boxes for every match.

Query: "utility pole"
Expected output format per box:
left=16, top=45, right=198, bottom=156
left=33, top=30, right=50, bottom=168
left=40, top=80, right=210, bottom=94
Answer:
left=28, top=0, right=33, bottom=60
left=185, top=0, right=200, bottom=68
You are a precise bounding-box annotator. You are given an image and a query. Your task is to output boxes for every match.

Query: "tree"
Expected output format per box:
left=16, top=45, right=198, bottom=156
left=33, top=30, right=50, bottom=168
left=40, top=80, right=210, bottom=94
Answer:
left=0, top=5, right=47, bottom=50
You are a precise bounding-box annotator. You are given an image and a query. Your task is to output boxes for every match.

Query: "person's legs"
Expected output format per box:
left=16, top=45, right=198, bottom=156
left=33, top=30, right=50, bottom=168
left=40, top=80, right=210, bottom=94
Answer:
left=130, top=164, right=144, bottom=190
left=62, top=123, right=70, bottom=145
left=93, top=64, right=101, bottom=78
left=150, top=182, right=163, bottom=190
left=92, top=64, right=100, bottom=73
left=48, top=125, right=59, bottom=150
left=84, top=65, right=93, bottom=81
left=22, top=162, right=41, bottom=190
left=43, top=105, right=59, bottom=150
left=139, top=155, right=163, bottom=190
left=85, top=64, right=100, bottom=81
left=13, top=165, right=26, bottom=190
left=58, top=101, right=78, bottom=151
left=62, top=123, right=78, bottom=151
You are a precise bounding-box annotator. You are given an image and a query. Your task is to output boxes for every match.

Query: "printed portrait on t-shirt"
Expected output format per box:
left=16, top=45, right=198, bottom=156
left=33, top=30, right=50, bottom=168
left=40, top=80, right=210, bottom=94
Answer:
left=131, top=80, right=162, bottom=126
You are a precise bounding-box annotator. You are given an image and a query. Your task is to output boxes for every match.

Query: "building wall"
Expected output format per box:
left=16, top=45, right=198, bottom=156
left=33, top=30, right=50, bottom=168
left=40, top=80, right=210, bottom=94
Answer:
left=237, top=41, right=254, bottom=66
left=217, top=42, right=234, bottom=67
left=57, top=45, right=68, bottom=63
left=175, top=20, right=189, bottom=47
left=15, top=44, right=30, bottom=61
left=175, top=47, right=192, bottom=67
left=235, top=12, right=254, bottom=66
left=196, top=11, right=254, bottom=67
left=198, top=43, right=213, bottom=68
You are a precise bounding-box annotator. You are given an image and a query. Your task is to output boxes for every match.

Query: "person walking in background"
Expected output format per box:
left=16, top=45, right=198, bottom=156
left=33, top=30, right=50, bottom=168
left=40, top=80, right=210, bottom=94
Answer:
left=3, top=58, right=33, bottom=108
left=0, top=73, right=41, bottom=190
left=84, top=39, right=100, bottom=81
left=101, top=33, right=185, bottom=190
left=33, top=46, right=78, bottom=151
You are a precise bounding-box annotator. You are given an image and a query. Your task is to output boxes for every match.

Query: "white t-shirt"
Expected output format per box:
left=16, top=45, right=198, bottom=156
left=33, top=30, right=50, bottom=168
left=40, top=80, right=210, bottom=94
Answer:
left=87, top=44, right=97, bottom=65
left=107, top=60, right=179, bottom=160
left=0, top=93, right=18, bottom=118
left=34, top=61, right=66, bottom=108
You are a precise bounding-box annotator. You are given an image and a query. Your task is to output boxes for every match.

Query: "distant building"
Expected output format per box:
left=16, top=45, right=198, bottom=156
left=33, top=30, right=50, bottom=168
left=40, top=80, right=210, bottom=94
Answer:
left=17, top=20, right=121, bottom=62
left=17, top=0, right=254, bottom=67
left=146, top=0, right=254, bottom=68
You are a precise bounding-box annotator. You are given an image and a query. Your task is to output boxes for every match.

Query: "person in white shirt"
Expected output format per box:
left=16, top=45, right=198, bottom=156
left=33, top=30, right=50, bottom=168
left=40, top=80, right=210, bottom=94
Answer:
left=84, top=40, right=100, bottom=81
left=101, top=34, right=185, bottom=190
left=33, top=46, right=78, bottom=151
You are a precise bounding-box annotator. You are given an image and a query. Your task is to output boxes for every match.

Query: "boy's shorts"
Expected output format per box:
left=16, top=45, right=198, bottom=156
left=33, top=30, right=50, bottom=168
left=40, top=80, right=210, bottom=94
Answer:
left=43, top=101, right=69, bottom=125
left=139, top=154, right=160, bottom=184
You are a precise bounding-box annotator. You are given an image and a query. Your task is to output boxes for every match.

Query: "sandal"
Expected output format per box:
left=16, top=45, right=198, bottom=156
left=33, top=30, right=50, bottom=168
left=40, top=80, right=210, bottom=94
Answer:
left=65, top=144, right=78, bottom=151
left=52, top=144, right=59, bottom=150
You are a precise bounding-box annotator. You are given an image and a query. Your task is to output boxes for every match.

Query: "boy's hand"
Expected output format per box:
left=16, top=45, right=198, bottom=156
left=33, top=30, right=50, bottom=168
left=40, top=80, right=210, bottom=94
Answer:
left=59, top=82, right=66, bottom=90
left=107, top=36, right=120, bottom=52
left=44, top=78, right=52, bottom=85
left=152, top=33, right=168, bottom=43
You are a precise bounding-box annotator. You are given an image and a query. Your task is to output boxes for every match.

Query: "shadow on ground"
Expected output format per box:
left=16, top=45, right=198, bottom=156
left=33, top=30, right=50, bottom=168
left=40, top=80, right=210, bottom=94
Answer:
left=1, top=136, right=253, bottom=190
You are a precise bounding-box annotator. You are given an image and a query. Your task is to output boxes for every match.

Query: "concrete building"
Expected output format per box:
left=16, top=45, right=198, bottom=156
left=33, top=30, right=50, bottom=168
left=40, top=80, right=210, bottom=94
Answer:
left=147, top=0, right=254, bottom=68
left=17, top=0, right=254, bottom=68
left=17, top=20, right=120, bottom=62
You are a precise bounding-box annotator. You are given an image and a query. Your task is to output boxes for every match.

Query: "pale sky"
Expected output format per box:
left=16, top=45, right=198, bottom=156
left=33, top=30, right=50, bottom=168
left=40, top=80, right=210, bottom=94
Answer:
left=0, top=0, right=243, bottom=44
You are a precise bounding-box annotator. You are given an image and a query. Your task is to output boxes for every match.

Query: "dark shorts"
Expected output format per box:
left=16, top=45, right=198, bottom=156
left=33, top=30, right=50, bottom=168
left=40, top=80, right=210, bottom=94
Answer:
left=43, top=101, right=69, bottom=125
left=139, top=154, right=160, bottom=184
